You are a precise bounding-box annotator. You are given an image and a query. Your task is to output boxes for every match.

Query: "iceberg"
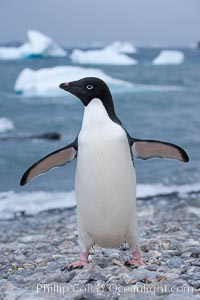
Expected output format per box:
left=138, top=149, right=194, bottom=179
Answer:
left=153, top=50, right=184, bottom=65
left=14, top=66, right=183, bottom=97
left=0, top=118, right=15, bottom=133
left=105, top=41, right=137, bottom=54
left=70, top=42, right=137, bottom=65
left=14, top=66, right=134, bottom=97
left=0, top=30, right=67, bottom=60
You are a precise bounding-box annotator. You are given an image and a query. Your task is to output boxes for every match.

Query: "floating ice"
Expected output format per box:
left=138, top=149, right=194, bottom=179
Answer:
left=153, top=50, right=184, bottom=65
left=105, top=41, right=137, bottom=54
left=0, top=30, right=67, bottom=60
left=14, top=66, right=183, bottom=97
left=14, top=66, right=134, bottom=97
left=71, top=42, right=137, bottom=65
left=0, top=118, right=15, bottom=133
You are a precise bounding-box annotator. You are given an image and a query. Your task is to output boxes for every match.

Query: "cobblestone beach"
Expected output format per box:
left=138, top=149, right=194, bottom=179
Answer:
left=0, top=194, right=200, bottom=300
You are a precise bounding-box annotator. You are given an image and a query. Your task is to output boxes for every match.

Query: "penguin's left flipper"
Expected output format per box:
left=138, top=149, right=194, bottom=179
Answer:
left=20, top=141, right=77, bottom=186
left=131, top=138, right=189, bottom=162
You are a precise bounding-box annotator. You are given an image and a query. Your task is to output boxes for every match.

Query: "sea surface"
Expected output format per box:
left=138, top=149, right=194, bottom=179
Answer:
left=0, top=47, right=200, bottom=218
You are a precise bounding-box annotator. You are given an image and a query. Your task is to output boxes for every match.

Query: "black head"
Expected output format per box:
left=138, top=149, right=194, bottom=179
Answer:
left=59, top=77, right=113, bottom=105
left=59, top=77, right=121, bottom=124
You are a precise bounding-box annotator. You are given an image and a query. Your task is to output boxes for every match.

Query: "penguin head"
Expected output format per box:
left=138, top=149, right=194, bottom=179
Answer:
left=59, top=77, right=112, bottom=106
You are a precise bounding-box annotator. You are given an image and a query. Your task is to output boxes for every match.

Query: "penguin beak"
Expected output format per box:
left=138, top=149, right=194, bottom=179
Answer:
left=59, top=80, right=88, bottom=105
left=59, top=82, right=70, bottom=91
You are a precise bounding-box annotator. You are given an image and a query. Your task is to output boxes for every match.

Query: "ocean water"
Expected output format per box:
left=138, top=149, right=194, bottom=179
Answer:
left=0, top=47, right=200, bottom=218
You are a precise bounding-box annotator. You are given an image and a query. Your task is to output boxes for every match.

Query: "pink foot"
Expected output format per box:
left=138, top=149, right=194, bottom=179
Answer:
left=125, top=258, right=145, bottom=266
left=125, top=248, right=145, bottom=266
left=62, top=250, right=89, bottom=271
left=67, top=259, right=88, bottom=270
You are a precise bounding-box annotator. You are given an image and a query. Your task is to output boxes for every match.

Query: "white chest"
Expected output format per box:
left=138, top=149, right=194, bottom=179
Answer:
left=77, top=98, right=131, bottom=172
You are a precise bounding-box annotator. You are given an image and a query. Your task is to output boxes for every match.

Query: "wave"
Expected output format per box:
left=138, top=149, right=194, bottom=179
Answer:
left=0, top=191, right=75, bottom=219
left=137, top=182, right=200, bottom=198
left=0, top=117, right=15, bottom=133
left=153, top=50, right=184, bottom=65
left=0, top=183, right=199, bottom=219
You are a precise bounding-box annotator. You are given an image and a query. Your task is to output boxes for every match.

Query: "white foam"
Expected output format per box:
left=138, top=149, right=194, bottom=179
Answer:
left=71, top=43, right=137, bottom=65
left=137, top=183, right=200, bottom=198
left=14, top=66, right=134, bottom=97
left=0, top=183, right=199, bottom=219
left=0, top=118, right=15, bottom=133
left=0, top=30, right=67, bottom=60
left=0, top=191, right=75, bottom=219
left=153, top=50, right=184, bottom=65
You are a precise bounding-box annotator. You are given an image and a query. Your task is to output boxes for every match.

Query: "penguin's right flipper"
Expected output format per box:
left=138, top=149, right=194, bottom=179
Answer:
left=20, top=141, right=77, bottom=186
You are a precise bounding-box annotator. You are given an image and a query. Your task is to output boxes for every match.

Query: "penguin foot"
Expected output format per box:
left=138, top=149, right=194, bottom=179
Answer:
left=125, top=258, right=145, bottom=266
left=67, top=260, right=88, bottom=271
left=125, top=247, right=145, bottom=266
left=63, top=250, right=89, bottom=271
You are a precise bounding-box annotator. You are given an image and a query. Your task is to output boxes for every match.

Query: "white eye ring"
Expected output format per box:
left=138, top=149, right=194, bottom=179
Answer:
left=86, top=85, right=94, bottom=90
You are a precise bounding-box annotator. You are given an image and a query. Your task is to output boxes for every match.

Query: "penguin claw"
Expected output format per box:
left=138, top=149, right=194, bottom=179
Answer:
left=125, top=258, right=145, bottom=267
left=65, top=260, right=88, bottom=271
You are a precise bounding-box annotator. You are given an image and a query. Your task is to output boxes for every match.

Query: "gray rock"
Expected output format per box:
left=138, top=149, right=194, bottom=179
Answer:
left=187, top=280, right=200, bottom=289
left=191, top=258, right=200, bottom=266
left=119, top=294, right=157, bottom=300
left=18, top=235, right=45, bottom=243
left=163, top=294, right=200, bottom=300
left=146, top=264, right=158, bottom=271
left=181, top=273, right=200, bottom=281
left=41, top=272, right=75, bottom=284
left=167, top=258, right=183, bottom=268
left=12, top=291, right=66, bottom=300
left=0, top=280, right=26, bottom=300
left=70, top=267, right=107, bottom=285
left=83, top=291, right=118, bottom=300
left=183, top=247, right=200, bottom=256
left=120, top=270, right=162, bottom=285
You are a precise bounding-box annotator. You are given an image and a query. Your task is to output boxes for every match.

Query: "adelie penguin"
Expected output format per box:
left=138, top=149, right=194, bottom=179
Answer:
left=20, top=77, right=189, bottom=269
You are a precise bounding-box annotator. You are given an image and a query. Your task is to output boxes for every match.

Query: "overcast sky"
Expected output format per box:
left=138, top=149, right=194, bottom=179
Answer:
left=1, top=0, right=199, bottom=47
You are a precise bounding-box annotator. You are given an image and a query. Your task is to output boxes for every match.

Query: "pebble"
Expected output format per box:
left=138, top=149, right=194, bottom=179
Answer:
left=146, top=264, right=158, bottom=271
left=18, top=235, right=46, bottom=244
left=182, top=247, right=200, bottom=256
left=167, top=258, right=183, bottom=268
left=0, top=196, right=199, bottom=299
